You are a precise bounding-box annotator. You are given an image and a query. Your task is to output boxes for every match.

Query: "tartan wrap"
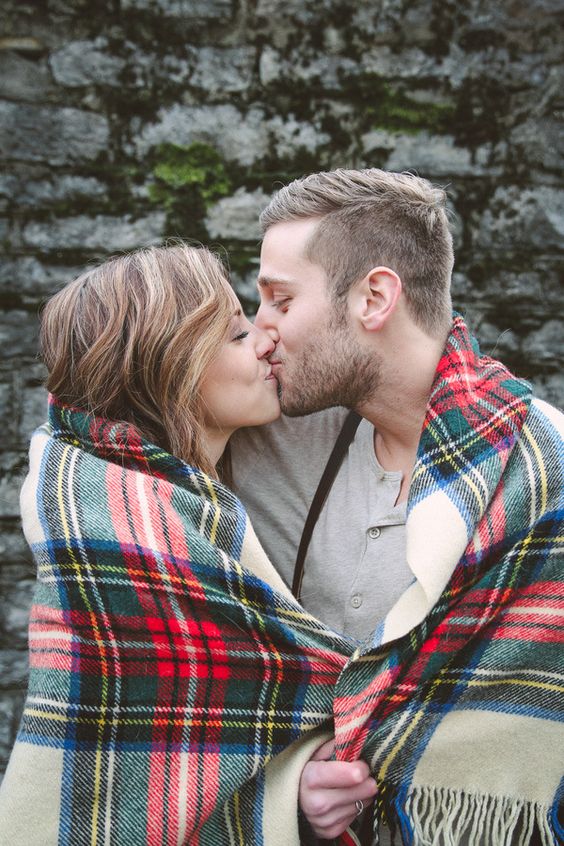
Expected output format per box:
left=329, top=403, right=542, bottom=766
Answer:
left=1, top=315, right=563, bottom=846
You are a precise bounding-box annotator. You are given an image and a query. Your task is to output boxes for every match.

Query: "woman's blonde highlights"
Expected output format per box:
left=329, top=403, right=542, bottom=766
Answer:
left=40, top=243, right=235, bottom=475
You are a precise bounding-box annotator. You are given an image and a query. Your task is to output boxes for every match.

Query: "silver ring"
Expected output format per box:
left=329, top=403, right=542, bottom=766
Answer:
left=355, top=799, right=364, bottom=816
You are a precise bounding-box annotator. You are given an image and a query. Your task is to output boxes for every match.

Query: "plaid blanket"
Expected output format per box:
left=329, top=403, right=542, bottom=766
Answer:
left=0, top=316, right=562, bottom=846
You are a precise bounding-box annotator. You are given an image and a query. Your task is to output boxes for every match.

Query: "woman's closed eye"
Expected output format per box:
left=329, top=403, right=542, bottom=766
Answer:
left=232, top=330, right=249, bottom=342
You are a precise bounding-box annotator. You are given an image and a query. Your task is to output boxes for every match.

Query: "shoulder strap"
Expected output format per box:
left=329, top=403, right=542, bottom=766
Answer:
left=292, top=410, right=362, bottom=600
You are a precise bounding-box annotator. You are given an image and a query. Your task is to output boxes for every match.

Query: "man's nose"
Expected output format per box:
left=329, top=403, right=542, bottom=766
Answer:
left=255, top=326, right=276, bottom=358
left=254, top=303, right=279, bottom=341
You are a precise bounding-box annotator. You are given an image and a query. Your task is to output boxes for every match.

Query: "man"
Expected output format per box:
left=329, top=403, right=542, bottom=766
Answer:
left=231, top=169, right=563, bottom=844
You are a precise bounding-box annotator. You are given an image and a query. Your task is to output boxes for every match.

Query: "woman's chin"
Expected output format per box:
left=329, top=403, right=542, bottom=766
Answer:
left=267, top=402, right=282, bottom=423
left=260, top=381, right=281, bottom=424
left=257, top=398, right=281, bottom=426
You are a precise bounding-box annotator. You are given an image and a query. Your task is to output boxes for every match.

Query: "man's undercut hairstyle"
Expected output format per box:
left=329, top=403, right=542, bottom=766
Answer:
left=260, top=168, right=454, bottom=336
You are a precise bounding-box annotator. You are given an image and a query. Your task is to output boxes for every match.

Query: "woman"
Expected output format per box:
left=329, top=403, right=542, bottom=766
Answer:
left=0, top=244, right=366, bottom=845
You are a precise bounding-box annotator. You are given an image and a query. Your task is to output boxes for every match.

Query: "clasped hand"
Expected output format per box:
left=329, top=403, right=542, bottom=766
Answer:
left=299, top=738, right=378, bottom=840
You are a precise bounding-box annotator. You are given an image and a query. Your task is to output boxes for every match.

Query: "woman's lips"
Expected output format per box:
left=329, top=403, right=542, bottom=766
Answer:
left=266, top=359, right=282, bottom=380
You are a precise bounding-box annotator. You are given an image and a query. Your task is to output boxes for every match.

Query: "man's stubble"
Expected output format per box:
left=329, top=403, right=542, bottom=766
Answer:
left=277, top=311, right=381, bottom=417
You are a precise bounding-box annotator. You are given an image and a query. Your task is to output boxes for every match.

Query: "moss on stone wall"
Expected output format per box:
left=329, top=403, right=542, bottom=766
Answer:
left=148, top=142, right=232, bottom=237
left=369, top=89, right=455, bottom=135
left=339, top=74, right=456, bottom=135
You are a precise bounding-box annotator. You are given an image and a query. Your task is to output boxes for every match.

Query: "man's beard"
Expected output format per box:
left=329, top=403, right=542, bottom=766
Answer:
left=277, top=319, right=381, bottom=417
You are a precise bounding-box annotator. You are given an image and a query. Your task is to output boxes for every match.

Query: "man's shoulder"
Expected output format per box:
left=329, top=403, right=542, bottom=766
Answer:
left=526, top=396, right=564, bottom=438
left=519, top=396, right=563, bottom=505
left=523, top=397, right=564, bottom=464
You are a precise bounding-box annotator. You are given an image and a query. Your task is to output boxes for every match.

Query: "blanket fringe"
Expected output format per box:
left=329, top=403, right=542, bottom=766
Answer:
left=387, top=786, right=558, bottom=846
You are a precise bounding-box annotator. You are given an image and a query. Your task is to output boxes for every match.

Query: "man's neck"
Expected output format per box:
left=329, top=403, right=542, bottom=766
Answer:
left=356, top=325, right=446, bottom=499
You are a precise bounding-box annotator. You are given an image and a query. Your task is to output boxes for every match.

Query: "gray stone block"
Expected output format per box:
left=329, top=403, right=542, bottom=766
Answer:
left=258, top=46, right=283, bottom=86
left=0, top=258, right=81, bottom=297
left=189, top=47, right=256, bottom=94
left=8, top=175, right=106, bottom=208
left=385, top=134, right=491, bottom=177
left=21, top=386, right=48, bottom=441
left=205, top=188, right=271, bottom=241
left=50, top=39, right=126, bottom=88
left=511, top=118, right=564, bottom=173
left=231, top=269, right=260, bottom=307
left=258, top=46, right=355, bottom=89
left=534, top=373, right=564, bottom=408
left=268, top=115, right=330, bottom=159
left=0, top=102, right=110, bottom=165
left=256, top=0, right=346, bottom=25
left=361, top=45, right=446, bottom=80
left=22, top=212, right=166, bottom=252
left=0, top=173, right=18, bottom=200
left=256, top=0, right=303, bottom=14
left=0, top=649, right=29, bottom=688
left=0, top=533, right=32, bottom=572
left=360, top=128, right=401, bottom=156
left=483, top=271, right=561, bottom=310
left=135, top=102, right=328, bottom=166
left=121, top=0, right=232, bottom=16
left=1, top=581, right=34, bottom=644
left=119, top=49, right=198, bottom=90
left=0, top=52, right=56, bottom=103
left=0, top=696, right=16, bottom=753
left=0, top=37, right=45, bottom=55
left=350, top=0, right=432, bottom=43
left=476, top=186, right=564, bottom=250
left=0, top=693, right=25, bottom=771
left=0, top=453, right=29, bottom=519
left=0, top=382, right=14, bottom=441
left=476, top=322, right=520, bottom=359
left=522, top=321, right=563, bottom=366
left=0, top=311, right=40, bottom=358
left=134, top=104, right=271, bottom=167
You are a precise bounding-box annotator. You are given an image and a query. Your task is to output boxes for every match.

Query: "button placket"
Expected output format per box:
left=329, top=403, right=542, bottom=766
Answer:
left=368, top=527, right=381, bottom=539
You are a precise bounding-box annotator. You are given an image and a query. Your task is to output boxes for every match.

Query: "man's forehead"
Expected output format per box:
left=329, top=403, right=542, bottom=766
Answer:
left=261, top=217, right=320, bottom=255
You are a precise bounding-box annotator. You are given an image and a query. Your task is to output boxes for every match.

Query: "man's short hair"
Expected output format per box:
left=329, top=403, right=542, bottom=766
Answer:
left=260, top=168, right=454, bottom=336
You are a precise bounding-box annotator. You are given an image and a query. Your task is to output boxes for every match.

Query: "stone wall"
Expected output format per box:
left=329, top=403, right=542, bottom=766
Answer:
left=0, top=0, right=562, bottom=774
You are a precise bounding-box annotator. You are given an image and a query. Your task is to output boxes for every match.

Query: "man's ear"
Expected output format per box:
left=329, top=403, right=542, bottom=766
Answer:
left=354, top=266, right=402, bottom=331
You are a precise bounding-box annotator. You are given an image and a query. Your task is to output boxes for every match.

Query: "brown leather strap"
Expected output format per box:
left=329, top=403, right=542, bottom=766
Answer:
left=292, top=410, right=362, bottom=600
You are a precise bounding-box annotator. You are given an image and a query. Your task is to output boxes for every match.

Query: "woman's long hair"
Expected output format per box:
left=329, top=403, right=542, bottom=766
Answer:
left=40, top=243, right=235, bottom=475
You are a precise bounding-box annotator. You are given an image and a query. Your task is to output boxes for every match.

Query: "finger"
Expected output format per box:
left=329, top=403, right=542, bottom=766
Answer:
left=309, top=738, right=335, bottom=761
left=301, top=779, right=378, bottom=819
left=302, top=759, right=372, bottom=790
left=313, top=793, right=377, bottom=842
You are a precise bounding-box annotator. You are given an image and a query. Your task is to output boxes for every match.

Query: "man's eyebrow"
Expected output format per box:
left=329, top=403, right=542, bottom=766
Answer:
left=257, top=276, right=293, bottom=289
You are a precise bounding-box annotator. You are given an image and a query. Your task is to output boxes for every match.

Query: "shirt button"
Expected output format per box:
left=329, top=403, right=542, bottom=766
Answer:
left=368, top=527, right=381, bottom=539
left=351, top=594, right=363, bottom=609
